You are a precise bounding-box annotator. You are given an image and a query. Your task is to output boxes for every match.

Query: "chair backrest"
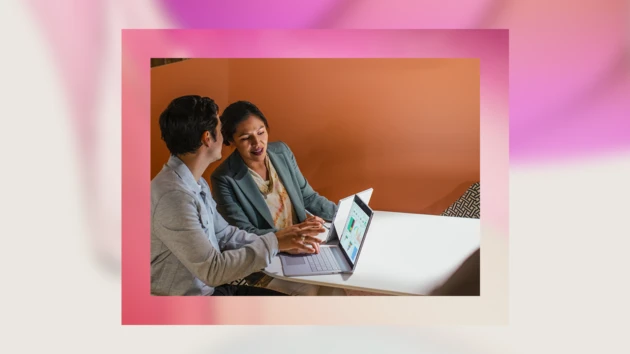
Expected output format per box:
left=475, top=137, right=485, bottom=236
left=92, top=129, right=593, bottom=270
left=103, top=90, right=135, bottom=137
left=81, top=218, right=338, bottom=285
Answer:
left=441, top=182, right=480, bottom=219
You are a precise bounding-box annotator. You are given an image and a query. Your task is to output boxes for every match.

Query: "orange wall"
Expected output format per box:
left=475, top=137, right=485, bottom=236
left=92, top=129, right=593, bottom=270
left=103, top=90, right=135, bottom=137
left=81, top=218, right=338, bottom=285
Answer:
left=151, top=58, right=479, bottom=214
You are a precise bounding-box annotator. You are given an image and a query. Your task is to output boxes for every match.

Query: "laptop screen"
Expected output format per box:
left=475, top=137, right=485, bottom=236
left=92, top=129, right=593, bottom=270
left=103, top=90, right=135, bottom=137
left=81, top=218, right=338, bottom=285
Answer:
left=332, top=188, right=373, bottom=239
left=338, top=198, right=372, bottom=265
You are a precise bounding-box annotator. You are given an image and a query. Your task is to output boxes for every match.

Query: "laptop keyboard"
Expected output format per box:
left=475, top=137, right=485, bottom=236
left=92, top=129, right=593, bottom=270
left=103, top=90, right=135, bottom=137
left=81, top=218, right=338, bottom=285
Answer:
left=305, top=247, right=342, bottom=272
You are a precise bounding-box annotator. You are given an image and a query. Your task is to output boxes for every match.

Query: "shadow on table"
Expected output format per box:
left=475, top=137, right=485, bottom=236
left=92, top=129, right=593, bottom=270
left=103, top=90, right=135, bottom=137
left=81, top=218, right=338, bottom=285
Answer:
left=430, top=248, right=480, bottom=296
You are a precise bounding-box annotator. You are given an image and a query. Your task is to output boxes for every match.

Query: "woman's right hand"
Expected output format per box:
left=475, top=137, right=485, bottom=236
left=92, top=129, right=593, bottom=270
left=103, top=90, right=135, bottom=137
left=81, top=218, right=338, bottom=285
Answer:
left=275, top=221, right=325, bottom=254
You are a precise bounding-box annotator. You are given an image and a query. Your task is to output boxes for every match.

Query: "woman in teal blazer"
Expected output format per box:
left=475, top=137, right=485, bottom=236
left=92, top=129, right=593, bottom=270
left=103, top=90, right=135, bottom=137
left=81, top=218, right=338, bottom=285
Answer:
left=210, top=101, right=337, bottom=237
left=210, top=101, right=346, bottom=296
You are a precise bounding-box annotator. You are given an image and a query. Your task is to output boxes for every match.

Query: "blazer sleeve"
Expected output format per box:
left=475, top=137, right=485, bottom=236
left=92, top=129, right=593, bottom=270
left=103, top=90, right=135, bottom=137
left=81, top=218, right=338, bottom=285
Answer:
left=152, top=190, right=278, bottom=287
left=281, top=141, right=337, bottom=221
left=210, top=173, right=277, bottom=236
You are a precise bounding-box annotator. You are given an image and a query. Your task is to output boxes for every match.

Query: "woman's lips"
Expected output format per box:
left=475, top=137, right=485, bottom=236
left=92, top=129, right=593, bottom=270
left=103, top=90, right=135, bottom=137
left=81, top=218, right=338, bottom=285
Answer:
left=251, top=147, right=264, bottom=156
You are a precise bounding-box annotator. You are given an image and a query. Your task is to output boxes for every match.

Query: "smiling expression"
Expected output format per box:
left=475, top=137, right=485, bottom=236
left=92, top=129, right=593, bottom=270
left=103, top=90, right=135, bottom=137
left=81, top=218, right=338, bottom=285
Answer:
left=232, top=114, right=269, bottom=165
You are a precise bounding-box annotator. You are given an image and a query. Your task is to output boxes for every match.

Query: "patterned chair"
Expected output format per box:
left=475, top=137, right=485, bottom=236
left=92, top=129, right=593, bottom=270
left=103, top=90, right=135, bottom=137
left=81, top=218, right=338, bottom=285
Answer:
left=228, top=278, right=248, bottom=286
left=433, top=182, right=480, bottom=295
left=229, top=272, right=266, bottom=287
left=441, top=182, right=480, bottom=218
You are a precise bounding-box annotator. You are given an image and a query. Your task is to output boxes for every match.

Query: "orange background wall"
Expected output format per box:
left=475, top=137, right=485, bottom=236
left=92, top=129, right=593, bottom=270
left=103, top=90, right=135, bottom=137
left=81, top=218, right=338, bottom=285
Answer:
left=151, top=58, right=479, bottom=214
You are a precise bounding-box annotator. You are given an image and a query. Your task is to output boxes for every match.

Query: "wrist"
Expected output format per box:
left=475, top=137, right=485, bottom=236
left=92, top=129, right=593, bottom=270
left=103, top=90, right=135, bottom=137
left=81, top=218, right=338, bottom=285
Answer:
left=274, top=232, right=286, bottom=251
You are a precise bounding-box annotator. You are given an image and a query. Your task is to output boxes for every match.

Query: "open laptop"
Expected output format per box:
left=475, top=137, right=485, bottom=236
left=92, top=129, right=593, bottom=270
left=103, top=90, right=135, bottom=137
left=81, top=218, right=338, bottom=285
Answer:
left=311, top=188, right=373, bottom=243
left=280, top=195, right=374, bottom=276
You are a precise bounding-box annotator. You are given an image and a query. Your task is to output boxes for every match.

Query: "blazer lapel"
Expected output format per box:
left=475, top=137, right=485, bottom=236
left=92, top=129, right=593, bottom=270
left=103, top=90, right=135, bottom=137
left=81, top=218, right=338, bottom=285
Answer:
left=268, top=150, right=306, bottom=222
left=230, top=153, right=276, bottom=228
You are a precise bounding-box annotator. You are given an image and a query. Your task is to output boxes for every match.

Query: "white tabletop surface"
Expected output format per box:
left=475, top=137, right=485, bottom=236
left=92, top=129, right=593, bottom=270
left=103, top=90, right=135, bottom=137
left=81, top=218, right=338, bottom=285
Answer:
left=264, top=211, right=480, bottom=295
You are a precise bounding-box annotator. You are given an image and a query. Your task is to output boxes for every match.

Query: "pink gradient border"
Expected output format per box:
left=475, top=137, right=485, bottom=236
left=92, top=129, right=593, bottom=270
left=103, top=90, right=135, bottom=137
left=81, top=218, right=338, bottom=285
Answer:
left=122, top=29, right=508, bottom=325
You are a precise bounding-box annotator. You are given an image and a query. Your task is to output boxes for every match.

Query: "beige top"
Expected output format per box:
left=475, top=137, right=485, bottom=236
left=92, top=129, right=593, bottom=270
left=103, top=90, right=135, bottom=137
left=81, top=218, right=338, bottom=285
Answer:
left=248, top=156, right=297, bottom=229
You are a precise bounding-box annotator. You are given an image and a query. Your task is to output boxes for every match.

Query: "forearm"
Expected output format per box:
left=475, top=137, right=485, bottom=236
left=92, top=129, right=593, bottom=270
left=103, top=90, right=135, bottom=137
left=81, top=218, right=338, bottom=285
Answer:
left=229, top=217, right=277, bottom=237
left=218, top=223, right=277, bottom=250
left=304, top=194, right=337, bottom=221
left=196, top=233, right=278, bottom=286
left=283, top=141, right=337, bottom=221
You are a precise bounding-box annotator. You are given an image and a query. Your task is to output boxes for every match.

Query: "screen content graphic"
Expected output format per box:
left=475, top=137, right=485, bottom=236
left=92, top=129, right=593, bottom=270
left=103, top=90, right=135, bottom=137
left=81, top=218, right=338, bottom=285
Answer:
left=339, top=202, right=369, bottom=264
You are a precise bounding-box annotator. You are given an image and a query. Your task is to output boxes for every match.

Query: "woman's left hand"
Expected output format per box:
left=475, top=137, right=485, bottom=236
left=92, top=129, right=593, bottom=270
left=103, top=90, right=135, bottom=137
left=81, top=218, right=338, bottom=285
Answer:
left=305, top=214, right=325, bottom=225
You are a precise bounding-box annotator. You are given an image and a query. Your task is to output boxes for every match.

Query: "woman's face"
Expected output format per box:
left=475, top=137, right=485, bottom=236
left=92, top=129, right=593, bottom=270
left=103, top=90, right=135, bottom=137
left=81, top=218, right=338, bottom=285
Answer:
left=232, top=115, right=268, bottom=165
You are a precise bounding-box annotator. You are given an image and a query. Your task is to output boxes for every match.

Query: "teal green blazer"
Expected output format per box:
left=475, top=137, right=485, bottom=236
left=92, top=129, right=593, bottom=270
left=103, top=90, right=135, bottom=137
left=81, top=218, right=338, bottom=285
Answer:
left=210, top=141, right=337, bottom=235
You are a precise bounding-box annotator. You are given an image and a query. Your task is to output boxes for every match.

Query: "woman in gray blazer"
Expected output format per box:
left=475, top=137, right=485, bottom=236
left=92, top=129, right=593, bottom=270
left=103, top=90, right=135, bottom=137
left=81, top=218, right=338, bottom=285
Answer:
left=210, top=101, right=343, bottom=296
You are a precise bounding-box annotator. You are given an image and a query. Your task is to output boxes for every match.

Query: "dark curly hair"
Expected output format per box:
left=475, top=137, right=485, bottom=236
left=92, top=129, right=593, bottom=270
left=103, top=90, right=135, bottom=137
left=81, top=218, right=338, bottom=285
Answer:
left=158, top=95, right=219, bottom=155
left=220, top=101, right=269, bottom=146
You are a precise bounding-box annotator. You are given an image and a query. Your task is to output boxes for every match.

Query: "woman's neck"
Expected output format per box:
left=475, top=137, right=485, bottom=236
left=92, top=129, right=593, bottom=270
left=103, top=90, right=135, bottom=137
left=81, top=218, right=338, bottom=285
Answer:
left=246, top=158, right=268, bottom=180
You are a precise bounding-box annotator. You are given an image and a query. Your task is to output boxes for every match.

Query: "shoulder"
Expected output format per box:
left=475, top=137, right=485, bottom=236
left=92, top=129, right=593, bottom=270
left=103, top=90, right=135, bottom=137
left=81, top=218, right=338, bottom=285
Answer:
left=152, top=169, right=184, bottom=197
left=267, top=141, right=292, bottom=156
left=152, top=168, right=197, bottom=203
left=152, top=185, right=197, bottom=218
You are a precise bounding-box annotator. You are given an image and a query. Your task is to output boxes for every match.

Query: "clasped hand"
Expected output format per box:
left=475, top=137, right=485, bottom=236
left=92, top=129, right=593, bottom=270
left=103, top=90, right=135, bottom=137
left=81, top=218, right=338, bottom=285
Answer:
left=275, top=216, right=326, bottom=254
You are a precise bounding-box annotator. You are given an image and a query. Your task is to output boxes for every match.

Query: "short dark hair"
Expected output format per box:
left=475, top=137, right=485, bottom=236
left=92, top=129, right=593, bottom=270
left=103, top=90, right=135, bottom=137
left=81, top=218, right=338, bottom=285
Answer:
left=159, top=95, right=219, bottom=155
left=220, top=101, right=269, bottom=146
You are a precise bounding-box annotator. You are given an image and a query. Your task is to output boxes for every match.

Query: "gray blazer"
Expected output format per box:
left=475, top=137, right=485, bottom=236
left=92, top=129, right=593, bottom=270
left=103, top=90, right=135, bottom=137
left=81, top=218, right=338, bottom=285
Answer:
left=151, top=155, right=278, bottom=296
left=211, top=141, right=337, bottom=235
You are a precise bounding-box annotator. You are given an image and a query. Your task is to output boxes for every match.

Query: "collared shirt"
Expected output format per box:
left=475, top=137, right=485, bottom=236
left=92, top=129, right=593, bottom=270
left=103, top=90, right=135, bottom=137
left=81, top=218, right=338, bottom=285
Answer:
left=151, top=155, right=278, bottom=295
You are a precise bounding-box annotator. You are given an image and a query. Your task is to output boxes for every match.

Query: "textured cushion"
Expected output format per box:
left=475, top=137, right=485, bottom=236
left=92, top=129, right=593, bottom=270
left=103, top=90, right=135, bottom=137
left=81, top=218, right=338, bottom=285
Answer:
left=441, top=182, right=480, bottom=218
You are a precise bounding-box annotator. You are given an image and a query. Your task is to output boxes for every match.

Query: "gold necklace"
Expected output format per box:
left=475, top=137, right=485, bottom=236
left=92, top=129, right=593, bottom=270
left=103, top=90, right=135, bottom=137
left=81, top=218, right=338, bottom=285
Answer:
left=259, top=158, right=274, bottom=199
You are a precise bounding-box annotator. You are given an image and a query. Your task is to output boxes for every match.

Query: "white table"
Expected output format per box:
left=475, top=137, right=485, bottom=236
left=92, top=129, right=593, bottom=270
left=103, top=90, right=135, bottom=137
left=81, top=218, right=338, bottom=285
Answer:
left=263, top=211, right=480, bottom=295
